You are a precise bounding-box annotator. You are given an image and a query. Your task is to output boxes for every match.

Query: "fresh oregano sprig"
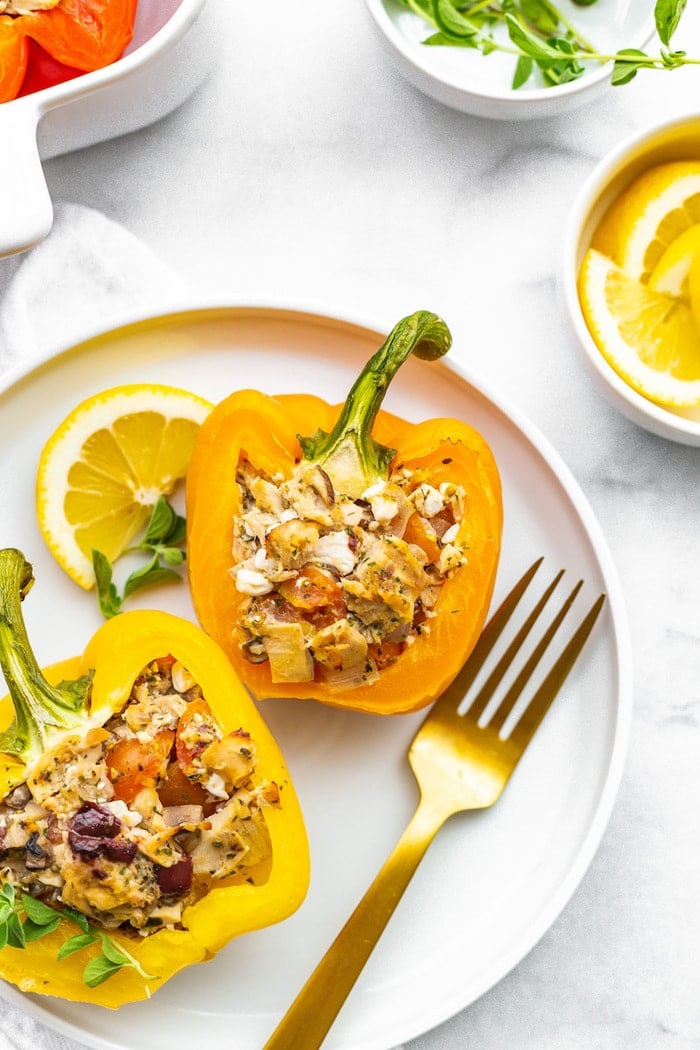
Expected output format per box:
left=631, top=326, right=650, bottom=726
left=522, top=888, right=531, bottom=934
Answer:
left=92, top=496, right=187, bottom=619
left=0, top=884, right=156, bottom=988
left=396, top=0, right=696, bottom=90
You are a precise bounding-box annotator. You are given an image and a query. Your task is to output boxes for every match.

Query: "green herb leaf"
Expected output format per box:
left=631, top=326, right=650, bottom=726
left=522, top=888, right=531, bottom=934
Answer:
left=6, top=913, right=25, bottom=949
left=611, top=48, right=653, bottom=84
left=504, top=13, right=560, bottom=60
left=92, top=549, right=123, bottom=618
left=404, top=0, right=697, bottom=89
left=92, top=497, right=188, bottom=619
left=83, top=955, right=124, bottom=988
left=518, top=0, right=560, bottom=35
left=512, top=53, right=533, bottom=87
left=423, top=30, right=477, bottom=48
left=431, top=0, right=479, bottom=39
left=158, top=546, right=186, bottom=567
left=660, top=46, right=686, bottom=68
left=655, top=0, right=687, bottom=46
left=142, top=497, right=182, bottom=546
left=57, top=932, right=98, bottom=960
left=61, top=906, right=92, bottom=934
left=161, top=514, right=186, bottom=546
left=21, top=894, right=61, bottom=926
left=122, top=558, right=182, bottom=601
left=98, top=934, right=133, bottom=967
left=79, top=934, right=158, bottom=987
left=22, top=916, right=61, bottom=942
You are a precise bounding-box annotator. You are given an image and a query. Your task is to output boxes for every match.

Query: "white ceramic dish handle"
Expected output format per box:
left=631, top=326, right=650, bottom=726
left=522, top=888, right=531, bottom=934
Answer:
left=0, top=99, right=52, bottom=259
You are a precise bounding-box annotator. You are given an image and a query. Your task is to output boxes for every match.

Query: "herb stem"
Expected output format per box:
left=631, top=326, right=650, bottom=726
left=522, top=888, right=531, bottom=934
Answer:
left=461, top=0, right=494, bottom=17
left=399, top=0, right=693, bottom=88
left=538, top=0, right=597, bottom=52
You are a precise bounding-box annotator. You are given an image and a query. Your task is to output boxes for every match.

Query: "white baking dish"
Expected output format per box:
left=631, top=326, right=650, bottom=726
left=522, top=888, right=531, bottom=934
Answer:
left=0, top=0, right=215, bottom=259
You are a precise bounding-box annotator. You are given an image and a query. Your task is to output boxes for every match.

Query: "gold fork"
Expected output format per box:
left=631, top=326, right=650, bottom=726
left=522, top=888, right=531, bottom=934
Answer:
left=263, top=558, right=605, bottom=1050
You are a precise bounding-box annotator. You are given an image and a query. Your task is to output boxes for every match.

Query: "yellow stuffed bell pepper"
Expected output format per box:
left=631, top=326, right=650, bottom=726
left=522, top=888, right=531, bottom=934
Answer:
left=0, top=548, right=309, bottom=1007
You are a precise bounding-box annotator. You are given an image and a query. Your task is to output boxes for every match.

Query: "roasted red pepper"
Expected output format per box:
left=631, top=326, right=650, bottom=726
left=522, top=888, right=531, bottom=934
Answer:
left=0, top=0, right=137, bottom=103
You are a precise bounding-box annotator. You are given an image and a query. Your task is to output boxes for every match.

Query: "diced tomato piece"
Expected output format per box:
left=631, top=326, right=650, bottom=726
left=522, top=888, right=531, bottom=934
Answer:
left=156, top=653, right=177, bottom=669
left=106, top=729, right=174, bottom=805
left=158, top=760, right=210, bottom=809
left=279, top=565, right=347, bottom=619
left=368, top=641, right=404, bottom=671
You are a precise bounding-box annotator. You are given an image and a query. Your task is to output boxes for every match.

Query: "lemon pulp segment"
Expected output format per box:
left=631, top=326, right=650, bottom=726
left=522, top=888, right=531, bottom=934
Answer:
left=579, top=249, right=700, bottom=408
left=592, top=162, right=700, bottom=283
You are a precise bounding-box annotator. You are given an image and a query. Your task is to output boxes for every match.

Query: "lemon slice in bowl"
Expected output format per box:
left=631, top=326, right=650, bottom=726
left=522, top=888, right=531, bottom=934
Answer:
left=648, top=224, right=700, bottom=298
left=578, top=248, right=700, bottom=408
left=37, top=384, right=213, bottom=589
left=592, top=162, right=700, bottom=283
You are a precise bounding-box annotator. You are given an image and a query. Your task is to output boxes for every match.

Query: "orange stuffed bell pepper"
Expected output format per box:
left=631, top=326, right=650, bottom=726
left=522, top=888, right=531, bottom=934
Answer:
left=187, top=311, right=503, bottom=715
left=0, top=547, right=309, bottom=1007
left=0, top=0, right=137, bottom=103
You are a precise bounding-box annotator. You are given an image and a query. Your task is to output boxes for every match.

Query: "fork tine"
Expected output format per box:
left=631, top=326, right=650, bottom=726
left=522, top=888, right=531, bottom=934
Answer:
left=508, top=592, right=606, bottom=752
left=428, top=558, right=543, bottom=723
left=466, top=568, right=566, bottom=724
left=487, top=577, right=583, bottom=733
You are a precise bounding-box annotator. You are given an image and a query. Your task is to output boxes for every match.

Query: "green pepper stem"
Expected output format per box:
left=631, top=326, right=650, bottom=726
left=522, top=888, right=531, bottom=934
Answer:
left=0, top=549, right=92, bottom=764
left=298, top=311, right=451, bottom=498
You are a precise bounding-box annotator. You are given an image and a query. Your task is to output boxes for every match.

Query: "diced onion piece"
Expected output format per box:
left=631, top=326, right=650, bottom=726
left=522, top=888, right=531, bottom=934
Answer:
left=261, top=622, right=314, bottom=683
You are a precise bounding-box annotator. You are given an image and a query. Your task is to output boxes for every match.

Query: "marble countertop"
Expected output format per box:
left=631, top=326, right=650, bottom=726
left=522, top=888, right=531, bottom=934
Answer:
left=1, top=3, right=700, bottom=1049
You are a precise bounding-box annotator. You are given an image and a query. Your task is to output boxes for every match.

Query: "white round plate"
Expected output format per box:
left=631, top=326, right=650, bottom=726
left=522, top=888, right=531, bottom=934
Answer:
left=364, top=0, right=655, bottom=120
left=0, top=302, right=631, bottom=1050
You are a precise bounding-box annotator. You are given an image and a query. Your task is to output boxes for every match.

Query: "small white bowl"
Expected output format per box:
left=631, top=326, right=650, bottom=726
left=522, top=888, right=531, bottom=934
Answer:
left=364, top=0, right=655, bottom=121
left=562, top=114, right=700, bottom=447
left=0, top=0, right=217, bottom=259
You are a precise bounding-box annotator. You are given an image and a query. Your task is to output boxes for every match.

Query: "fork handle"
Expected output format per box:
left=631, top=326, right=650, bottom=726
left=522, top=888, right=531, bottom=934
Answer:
left=262, top=797, right=448, bottom=1050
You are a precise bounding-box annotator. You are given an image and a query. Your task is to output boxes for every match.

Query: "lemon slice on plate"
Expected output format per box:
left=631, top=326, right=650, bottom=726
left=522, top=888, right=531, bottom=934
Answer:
left=37, top=384, right=213, bottom=588
left=592, top=162, right=700, bottom=283
left=578, top=248, right=700, bottom=408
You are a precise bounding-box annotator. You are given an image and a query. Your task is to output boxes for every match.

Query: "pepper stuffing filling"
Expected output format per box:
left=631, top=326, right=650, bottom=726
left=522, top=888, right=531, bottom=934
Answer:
left=0, top=1, right=61, bottom=15
left=0, top=657, right=279, bottom=934
left=232, top=458, right=470, bottom=687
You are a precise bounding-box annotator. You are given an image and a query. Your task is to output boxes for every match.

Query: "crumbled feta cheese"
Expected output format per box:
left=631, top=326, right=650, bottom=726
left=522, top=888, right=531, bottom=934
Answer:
left=253, top=548, right=279, bottom=573
left=235, top=568, right=275, bottom=595
left=105, top=799, right=143, bottom=828
left=411, top=484, right=444, bottom=518
left=340, top=501, right=365, bottom=526
left=362, top=480, right=387, bottom=499
left=204, top=772, right=228, bottom=799
left=369, top=494, right=399, bottom=524
left=311, top=532, right=357, bottom=575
